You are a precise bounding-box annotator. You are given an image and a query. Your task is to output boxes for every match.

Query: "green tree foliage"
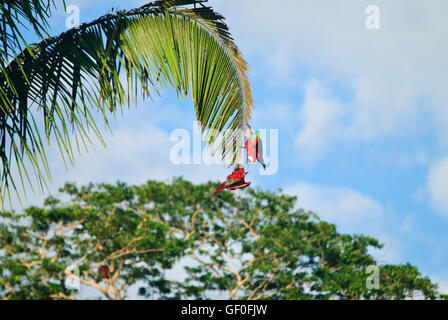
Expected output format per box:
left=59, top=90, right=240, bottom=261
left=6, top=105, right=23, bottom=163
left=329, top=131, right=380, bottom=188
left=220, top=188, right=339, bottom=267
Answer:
left=0, top=179, right=445, bottom=300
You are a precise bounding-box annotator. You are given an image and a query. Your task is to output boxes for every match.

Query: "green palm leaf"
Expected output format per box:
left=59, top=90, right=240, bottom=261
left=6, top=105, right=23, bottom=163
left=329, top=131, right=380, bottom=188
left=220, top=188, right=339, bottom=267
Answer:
left=0, top=0, right=254, bottom=206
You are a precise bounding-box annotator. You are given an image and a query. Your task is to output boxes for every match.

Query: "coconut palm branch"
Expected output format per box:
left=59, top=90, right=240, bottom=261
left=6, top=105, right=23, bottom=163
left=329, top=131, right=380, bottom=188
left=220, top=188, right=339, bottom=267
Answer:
left=0, top=0, right=254, bottom=205
left=0, top=0, right=57, bottom=57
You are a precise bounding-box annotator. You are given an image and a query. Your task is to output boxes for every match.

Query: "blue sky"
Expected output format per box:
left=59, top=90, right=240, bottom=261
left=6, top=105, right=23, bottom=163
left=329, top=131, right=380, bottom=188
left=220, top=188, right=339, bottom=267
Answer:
left=10, top=0, right=448, bottom=294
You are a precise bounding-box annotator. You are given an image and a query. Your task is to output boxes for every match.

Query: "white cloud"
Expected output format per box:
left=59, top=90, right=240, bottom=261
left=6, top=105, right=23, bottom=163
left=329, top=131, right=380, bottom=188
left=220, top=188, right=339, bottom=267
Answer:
left=376, top=149, right=430, bottom=168
left=295, top=79, right=347, bottom=159
left=53, top=123, right=228, bottom=186
left=427, top=158, right=448, bottom=217
left=7, top=103, right=230, bottom=209
left=284, top=181, right=383, bottom=229
left=56, top=0, right=448, bottom=162
left=284, top=181, right=408, bottom=264
left=211, top=0, right=448, bottom=153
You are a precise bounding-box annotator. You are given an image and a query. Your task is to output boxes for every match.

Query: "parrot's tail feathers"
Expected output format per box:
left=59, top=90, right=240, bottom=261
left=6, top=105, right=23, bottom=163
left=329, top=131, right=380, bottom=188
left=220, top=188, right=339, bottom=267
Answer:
left=228, top=182, right=251, bottom=190
left=212, top=189, right=223, bottom=197
left=212, top=181, right=228, bottom=197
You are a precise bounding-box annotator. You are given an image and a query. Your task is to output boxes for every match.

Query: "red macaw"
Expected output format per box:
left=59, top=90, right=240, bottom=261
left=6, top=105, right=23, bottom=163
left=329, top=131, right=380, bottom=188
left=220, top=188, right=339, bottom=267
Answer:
left=245, top=130, right=266, bottom=170
left=212, top=166, right=251, bottom=197
left=98, top=265, right=110, bottom=280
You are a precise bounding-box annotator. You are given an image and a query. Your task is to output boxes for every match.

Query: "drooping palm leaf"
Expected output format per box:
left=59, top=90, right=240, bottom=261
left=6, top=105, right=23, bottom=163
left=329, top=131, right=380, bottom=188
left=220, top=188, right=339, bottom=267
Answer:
left=0, top=0, right=57, bottom=57
left=0, top=0, right=254, bottom=205
left=0, top=0, right=60, bottom=98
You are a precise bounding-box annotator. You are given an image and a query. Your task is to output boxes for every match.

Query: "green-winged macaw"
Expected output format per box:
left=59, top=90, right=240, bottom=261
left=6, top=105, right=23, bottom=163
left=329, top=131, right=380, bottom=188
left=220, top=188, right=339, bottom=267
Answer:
left=212, top=166, right=251, bottom=197
left=98, top=265, right=110, bottom=279
left=245, top=130, right=266, bottom=170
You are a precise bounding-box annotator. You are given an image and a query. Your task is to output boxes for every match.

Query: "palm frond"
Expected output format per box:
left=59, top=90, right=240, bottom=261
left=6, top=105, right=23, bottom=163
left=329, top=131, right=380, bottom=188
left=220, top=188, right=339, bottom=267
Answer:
left=0, top=0, right=254, bottom=205
left=0, top=1, right=60, bottom=83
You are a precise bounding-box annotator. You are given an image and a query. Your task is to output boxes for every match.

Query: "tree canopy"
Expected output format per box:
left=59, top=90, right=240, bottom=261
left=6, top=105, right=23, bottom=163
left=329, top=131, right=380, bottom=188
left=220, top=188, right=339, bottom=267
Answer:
left=0, top=179, right=445, bottom=300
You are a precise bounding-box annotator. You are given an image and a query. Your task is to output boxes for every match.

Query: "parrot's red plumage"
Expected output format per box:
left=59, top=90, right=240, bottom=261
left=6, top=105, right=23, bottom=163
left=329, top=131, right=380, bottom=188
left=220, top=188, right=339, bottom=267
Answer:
left=98, top=265, right=110, bottom=279
left=245, top=130, right=266, bottom=170
left=212, top=126, right=268, bottom=198
left=212, top=166, right=251, bottom=197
